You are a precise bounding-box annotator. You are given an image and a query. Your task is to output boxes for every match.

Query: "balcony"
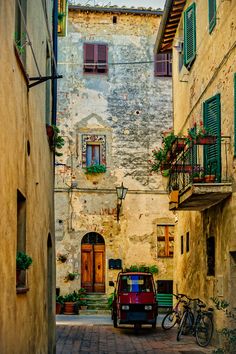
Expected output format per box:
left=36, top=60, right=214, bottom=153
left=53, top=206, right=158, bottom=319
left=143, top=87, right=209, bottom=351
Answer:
left=168, top=137, right=232, bottom=211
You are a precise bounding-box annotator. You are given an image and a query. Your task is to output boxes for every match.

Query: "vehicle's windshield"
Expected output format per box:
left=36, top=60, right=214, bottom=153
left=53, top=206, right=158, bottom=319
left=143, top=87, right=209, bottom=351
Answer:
left=119, top=275, right=154, bottom=293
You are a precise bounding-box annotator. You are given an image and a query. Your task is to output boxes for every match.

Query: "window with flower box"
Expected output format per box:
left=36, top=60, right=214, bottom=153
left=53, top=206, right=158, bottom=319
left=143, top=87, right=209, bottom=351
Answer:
left=157, top=224, right=175, bottom=258
left=82, top=134, right=106, bottom=169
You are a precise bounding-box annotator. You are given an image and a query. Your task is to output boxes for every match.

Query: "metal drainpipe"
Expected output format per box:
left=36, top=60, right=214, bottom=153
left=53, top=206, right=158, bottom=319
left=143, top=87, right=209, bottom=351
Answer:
left=52, top=0, right=58, bottom=125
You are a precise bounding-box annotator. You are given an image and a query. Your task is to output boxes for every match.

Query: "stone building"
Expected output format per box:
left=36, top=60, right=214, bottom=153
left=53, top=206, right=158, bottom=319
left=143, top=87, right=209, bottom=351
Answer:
left=0, top=1, right=56, bottom=353
left=55, top=4, right=174, bottom=298
left=155, top=0, right=236, bottom=343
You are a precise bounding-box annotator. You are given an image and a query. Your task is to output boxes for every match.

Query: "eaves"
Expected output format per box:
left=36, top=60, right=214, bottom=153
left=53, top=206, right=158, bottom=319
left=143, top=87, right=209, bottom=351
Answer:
left=154, top=0, right=186, bottom=53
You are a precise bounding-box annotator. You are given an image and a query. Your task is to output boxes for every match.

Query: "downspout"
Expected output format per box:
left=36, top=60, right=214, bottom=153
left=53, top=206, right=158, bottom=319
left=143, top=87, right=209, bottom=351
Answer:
left=52, top=0, right=58, bottom=125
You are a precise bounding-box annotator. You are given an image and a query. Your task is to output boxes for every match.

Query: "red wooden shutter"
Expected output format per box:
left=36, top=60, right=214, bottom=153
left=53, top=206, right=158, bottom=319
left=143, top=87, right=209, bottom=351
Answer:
left=97, top=44, right=108, bottom=73
left=168, top=53, right=172, bottom=76
left=84, top=43, right=95, bottom=72
left=154, top=53, right=168, bottom=76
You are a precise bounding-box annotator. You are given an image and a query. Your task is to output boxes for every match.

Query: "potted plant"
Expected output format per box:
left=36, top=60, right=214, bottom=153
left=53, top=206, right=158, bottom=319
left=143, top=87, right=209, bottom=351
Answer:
left=187, top=121, right=217, bottom=145
left=57, top=253, right=68, bottom=263
left=205, top=174, right=216, bottom=183
left=65, top=271, right=79, bottom=281
left=16, top=251, right=32, bottom=286
left=63, top=292, right=78, bottom=315
left=56, top=295, right=64, bottom=314
left=149, top=131, right=176, bottom=173
left=46, top=124, right=65, bottom=156
left=79, top=299, right=88, bottom=310
left=192, top=167, right=204, bottom=183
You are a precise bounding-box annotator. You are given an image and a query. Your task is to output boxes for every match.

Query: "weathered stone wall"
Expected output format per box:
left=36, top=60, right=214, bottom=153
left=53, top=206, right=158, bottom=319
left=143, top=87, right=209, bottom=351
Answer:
left=56, top=7, right=174, bottom=295
left=0, top=1, right=55, bottom=353
left=171, top=0, right=236, bottom=333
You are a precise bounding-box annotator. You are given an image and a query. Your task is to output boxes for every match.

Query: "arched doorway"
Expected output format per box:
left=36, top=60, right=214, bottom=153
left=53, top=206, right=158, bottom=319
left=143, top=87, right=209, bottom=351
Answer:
left=81, top=232, right=105, bottom=293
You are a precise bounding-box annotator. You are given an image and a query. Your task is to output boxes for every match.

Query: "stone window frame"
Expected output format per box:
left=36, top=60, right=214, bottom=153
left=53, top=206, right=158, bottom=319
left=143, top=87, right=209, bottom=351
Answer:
left=82, top=134, right=106, bottom=168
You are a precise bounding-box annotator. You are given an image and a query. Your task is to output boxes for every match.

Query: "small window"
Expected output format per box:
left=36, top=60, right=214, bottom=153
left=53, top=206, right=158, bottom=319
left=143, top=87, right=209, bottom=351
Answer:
left=86, top=144, right=100, bottom=166
left=184, top=3, right=196, bottom=69
left=154, top=53, right=172, bottom=77
left=186, top=232, right=190, bottom=252
left=84, top=43, right=108, bottom=74
left=113, top=16, right=117, bottom=24
left=157, top=280, right=173, bottom=294
left=82, top=134, right=106, bottom=168
left=207, top=236, right=215, bottom=276
left=181, top=235, right=184, bottom=254
left=208, top=0, right=216, bottom=33
left=157, top=225, right=175, bottom=258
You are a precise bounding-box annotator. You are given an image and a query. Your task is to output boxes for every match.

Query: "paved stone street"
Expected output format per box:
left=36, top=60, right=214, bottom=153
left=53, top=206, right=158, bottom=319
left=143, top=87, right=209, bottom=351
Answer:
left=56, top=315, right=215, bottom=354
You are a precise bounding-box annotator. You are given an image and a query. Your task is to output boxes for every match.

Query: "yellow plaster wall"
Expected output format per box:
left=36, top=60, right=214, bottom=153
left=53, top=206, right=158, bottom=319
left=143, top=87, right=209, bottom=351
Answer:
left=0, top=1, right=55, bottom=353
left=171, top=0, right=236, bottom=336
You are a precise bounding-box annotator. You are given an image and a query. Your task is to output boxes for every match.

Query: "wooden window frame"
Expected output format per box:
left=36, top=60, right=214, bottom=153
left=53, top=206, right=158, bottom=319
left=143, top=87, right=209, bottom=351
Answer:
left=86, top=143, right=101, bottom=167
left=83, top=43, right=108, bottom=75
left=157, top=224, right=174, bottom=258
left=184, top=3, right=196, bottom=69
left=154, top=53, right=172, bottom=77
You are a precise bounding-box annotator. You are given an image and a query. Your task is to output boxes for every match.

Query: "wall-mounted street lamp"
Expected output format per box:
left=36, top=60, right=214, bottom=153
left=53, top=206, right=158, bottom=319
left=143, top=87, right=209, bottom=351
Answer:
left=116, top=182, right=128, bottom=222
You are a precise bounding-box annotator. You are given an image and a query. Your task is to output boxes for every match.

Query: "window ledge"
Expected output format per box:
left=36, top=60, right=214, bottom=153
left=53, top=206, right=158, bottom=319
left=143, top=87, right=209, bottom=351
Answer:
left=16, top=286, right=29, bottom=294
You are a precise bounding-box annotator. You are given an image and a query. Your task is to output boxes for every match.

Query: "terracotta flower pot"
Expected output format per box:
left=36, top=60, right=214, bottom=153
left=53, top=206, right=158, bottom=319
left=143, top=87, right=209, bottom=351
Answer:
left=63, top=302, right=75, bottom=315
left=56, top=302, right=62, bottom=314
left=204, top=175, right=215, bottom=183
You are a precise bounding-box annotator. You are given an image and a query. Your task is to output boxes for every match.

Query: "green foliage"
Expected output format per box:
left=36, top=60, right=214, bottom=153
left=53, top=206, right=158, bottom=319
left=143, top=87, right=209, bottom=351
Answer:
left=16, top=251, right=32, bottom=270
left=211, top=297, right=230, bottom=310
left=211, top=297, right=236, bottom=353
left=149, top=131, right=176, bottom=173
left=107, top=292, right=114, bottom=309
left=186, top=121, right=216, bottom=145
left=51, top=125, right=65, bottom=156
left=63, top=288, right=87, bottom=303
left=58, top=12, right=65, bottom=22
left=56, top=295, right=64, bottom=305
left=65, top=272, right=79, bottom=281
left=125, top=264, right=158, bottom=274
left=85, top=164, right=107, bottom=174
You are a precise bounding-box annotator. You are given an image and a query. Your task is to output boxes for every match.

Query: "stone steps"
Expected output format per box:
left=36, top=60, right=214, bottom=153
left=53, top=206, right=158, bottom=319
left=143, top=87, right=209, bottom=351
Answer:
left=85, top=293, right=109, bottom=311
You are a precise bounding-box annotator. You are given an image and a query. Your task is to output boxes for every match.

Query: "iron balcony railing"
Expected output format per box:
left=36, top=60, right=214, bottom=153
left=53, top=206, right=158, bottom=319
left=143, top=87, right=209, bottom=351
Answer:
left=168, top=136, right=231, bottom=194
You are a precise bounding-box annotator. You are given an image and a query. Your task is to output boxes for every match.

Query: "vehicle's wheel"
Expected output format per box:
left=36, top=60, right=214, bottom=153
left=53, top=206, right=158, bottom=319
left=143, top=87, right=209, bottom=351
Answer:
left=196, top=315, right=213, bottom=347
left=162, top=310, right=178, bottom=330
left=113, top=313, right=118, bottom=328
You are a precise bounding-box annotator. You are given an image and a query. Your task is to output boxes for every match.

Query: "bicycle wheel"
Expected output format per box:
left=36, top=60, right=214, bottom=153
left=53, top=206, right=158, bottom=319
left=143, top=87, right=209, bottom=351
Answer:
left=162, top=310, right=178, bottom=330
left=177, top=311, right=188, bottom=341
left=195, top=314, right=213, bottom=347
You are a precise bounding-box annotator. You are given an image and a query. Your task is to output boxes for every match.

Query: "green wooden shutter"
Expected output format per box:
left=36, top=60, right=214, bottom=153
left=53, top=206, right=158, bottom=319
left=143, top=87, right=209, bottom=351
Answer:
left=208, top=0, right=216, bottom=33
left=203, top=94, right=221, bottom=182
left=234, top=74, right=236, bottom=156
left=184, top=3, right=196, bottom=68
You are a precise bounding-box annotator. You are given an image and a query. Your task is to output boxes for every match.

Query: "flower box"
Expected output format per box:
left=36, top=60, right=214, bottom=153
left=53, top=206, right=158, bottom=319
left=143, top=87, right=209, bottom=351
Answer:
left=171, top=137, right=187, bottom=154
left=195, top=136, right=217, bottom=145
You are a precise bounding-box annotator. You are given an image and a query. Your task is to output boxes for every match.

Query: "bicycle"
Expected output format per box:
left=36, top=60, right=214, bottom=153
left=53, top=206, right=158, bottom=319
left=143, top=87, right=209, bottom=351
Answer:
left=162, top=293, right=188, bottom=330
left=176, top=296, right=194, bottom=341
left=192, top=299, right=214, bottom=347
left=177, top=297, right=214, bottom=347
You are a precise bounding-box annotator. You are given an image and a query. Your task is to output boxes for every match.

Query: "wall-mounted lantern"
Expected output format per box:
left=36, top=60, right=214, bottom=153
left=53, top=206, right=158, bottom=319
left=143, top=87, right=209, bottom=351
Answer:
left=116, top=182, right=128, bottom=221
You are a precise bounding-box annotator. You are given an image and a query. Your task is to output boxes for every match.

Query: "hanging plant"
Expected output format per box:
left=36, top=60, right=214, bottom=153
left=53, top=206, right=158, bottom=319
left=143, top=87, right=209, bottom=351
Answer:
left=46, top=124, right=65, bottom=156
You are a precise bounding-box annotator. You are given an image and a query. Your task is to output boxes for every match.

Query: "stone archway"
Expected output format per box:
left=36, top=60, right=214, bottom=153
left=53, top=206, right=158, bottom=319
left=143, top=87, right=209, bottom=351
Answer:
left=81, top=232, right=105, bottom=293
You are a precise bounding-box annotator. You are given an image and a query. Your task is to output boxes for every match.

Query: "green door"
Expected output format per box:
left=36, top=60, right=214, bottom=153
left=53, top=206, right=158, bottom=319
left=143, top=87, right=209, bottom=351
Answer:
left=203, top=94, right=221, bottom=182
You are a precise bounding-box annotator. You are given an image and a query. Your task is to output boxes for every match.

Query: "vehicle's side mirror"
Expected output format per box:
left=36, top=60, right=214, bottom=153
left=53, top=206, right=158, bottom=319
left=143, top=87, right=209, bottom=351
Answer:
left=109, top=281, right=115, bottom=287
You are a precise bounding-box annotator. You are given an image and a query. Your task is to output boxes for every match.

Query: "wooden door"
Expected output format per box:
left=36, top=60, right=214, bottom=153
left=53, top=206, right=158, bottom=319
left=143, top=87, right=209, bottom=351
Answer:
left=81, top=244, right=105, bottom=293
left=94, top=244, right=105, bottom=293
left=81, top=244, right=93, bottom=292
